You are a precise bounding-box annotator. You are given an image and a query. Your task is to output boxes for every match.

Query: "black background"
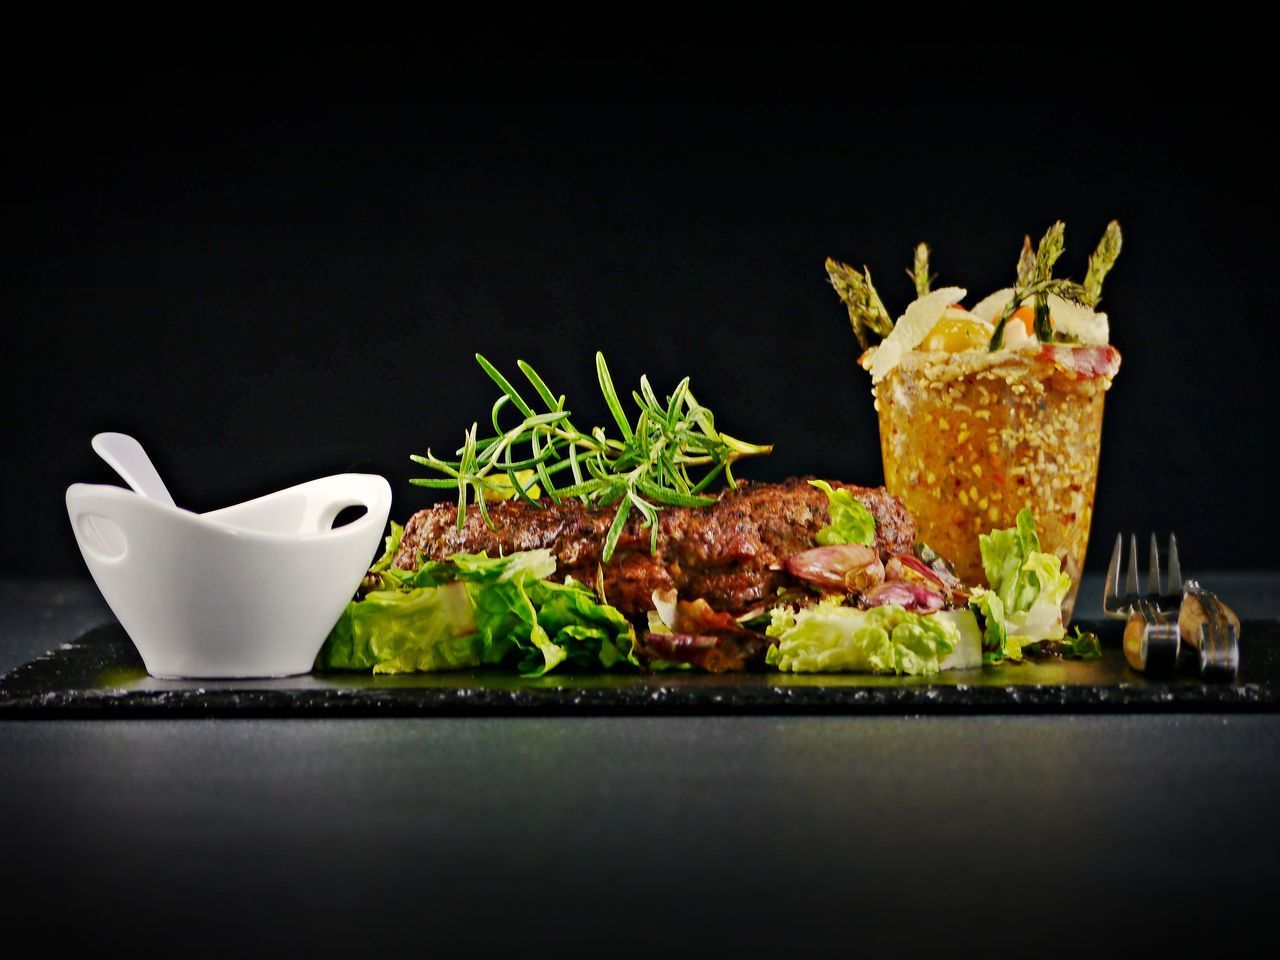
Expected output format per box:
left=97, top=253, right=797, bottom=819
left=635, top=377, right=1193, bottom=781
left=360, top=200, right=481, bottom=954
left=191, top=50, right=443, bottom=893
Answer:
left=4, top=42, right=1276, bottom=577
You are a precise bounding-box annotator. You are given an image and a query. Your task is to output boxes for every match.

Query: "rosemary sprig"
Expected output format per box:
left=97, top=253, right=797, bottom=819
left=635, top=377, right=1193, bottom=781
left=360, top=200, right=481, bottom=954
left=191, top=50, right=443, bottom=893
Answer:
left=410, top=353, right=773, bottom=562
left=907, top=243, right=934, bottom=296
left=1084, top=220, right=1123, bottom=303
left=825, top=257, right=894, bottom=351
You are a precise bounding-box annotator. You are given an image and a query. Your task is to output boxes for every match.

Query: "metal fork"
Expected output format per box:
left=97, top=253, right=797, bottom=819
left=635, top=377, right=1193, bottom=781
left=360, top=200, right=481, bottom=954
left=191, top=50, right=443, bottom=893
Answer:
left=1103, top=533, right=1239, bottom=680
left=1103, top=532, right=1183, bottom=619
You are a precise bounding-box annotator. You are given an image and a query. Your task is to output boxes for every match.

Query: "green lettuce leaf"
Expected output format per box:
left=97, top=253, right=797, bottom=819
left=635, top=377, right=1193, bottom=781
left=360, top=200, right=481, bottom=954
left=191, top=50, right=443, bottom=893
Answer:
left=461, top=552, right=564, bottom=676
left=318, top=581, right=481, bottom=674
left=529, top=579, right=639, bottom=670
left=371, top=521, right=403, bottom=573
left=765, top=601, right=957, bottom=675
left=970, top=508, right=1073, bottom=660
left=449, top=550, right=557, bottom=584
left=809, top=479, right=876, bottom=547
left=358, top=521, right=416, bottom=592
left=933, top=608, right=985, bottom=670
left=315, top=542, right=636, bottom=676
left=1068, top=626, right=1103, bottom=660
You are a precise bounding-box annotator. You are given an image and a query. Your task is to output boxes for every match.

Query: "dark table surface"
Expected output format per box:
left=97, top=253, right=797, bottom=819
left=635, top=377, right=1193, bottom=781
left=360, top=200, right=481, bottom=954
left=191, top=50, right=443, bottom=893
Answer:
left=4, top=574, right=1280, bottom=955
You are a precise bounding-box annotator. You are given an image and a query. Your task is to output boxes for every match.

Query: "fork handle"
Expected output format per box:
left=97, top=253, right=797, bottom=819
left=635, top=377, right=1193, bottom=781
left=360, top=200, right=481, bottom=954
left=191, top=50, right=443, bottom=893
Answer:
left=1123, top=601, right=1180, bottom=674
left=1178, top=587, right=1241, bottom=680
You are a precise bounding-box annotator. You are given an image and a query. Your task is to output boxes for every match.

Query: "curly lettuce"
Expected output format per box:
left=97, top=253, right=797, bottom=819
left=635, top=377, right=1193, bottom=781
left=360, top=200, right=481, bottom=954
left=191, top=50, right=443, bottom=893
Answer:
left=765, top=601, right=961, bottom=675
left=316, top=542, right=636, bottom=676
left=969, top=508, right=1073, bottom=661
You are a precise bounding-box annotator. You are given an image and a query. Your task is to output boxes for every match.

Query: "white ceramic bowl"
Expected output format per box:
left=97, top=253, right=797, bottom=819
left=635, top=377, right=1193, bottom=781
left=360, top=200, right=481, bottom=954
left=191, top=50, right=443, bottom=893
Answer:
left=66, top=473, right=392, bottom=678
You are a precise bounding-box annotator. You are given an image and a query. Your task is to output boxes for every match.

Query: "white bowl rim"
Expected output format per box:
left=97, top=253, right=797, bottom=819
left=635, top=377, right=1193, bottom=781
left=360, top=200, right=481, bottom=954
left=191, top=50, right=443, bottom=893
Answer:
left=65, top=472, right=392, bottom=545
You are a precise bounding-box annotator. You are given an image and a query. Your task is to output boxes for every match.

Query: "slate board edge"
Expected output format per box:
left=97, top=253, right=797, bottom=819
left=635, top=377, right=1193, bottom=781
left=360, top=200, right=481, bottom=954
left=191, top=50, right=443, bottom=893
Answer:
left=2, top=684, right=1279, bottom=719
left=3, top=622, right=1278, bottom=719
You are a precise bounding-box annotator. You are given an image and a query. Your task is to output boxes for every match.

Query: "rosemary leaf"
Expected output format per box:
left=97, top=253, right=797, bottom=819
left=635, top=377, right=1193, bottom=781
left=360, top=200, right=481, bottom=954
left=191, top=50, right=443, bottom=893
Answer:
left=529, top=429, right=560, bottom=504
left=628, top=491, right=661, bottom=555
left=634, top=478, right=717, bottom=508
left=595, top=351, right=633, bottom=440
left=502, top=467, right=542, bottom=506
left=567, top=439, right=583, bottom=486
left=475, top=354, right=535, bottom=419
left=602, top=495, right=632, bottom=562
left=517, top=359, right=560, bottom=411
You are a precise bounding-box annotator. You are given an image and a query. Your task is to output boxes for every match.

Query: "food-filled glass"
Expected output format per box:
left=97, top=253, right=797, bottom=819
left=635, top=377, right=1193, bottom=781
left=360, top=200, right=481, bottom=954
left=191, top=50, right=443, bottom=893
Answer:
left=874, top=344, right=1115, bottom=620
left=829, top=221, right=1124, bottom=621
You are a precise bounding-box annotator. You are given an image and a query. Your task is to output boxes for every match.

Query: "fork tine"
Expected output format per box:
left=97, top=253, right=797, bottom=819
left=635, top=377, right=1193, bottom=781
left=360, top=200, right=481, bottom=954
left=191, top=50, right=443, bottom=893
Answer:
left=1167, top=534, right=1182, bottom=594
left=1125, top=533, right=1140, bottom=598
left=1148, top=532, right=1162, bottom=596
left=1104, top=532, right=1123, bottom=608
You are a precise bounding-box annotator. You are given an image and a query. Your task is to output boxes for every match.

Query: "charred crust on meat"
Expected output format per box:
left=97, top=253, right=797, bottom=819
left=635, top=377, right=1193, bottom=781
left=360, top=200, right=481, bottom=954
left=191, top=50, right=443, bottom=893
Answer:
left=395, top=477, right=915, bottom=618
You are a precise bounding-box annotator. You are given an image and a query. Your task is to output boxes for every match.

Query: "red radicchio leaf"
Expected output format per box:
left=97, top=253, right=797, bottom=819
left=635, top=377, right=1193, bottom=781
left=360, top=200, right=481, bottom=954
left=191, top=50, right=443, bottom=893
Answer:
left=885, top=554, right=944, bottom=586
left=862, top=580, right=945, bottom=612
left=640, top=594, right=772, bottom=672
left=640, top=631, right=771, bottom=673
left=890, top=553, right=969, bottom=603
left=784, top=544, right=885, bottom=593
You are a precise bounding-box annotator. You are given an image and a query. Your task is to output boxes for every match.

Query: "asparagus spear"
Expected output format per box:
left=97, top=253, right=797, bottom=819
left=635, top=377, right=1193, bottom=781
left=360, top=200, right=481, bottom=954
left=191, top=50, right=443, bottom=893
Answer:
left=826, top=257, right=894, bottom=351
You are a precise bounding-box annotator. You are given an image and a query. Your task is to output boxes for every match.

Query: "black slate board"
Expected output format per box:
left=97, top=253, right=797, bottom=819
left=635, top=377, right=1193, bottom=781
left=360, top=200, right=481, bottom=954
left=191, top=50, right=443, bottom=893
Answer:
left=2, top=620, right=1278, bottom=717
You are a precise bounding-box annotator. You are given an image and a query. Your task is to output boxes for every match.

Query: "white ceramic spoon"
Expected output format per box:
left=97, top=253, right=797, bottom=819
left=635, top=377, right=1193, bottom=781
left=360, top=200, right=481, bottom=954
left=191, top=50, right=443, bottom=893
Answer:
left=91, top=432, right=178, bottom=508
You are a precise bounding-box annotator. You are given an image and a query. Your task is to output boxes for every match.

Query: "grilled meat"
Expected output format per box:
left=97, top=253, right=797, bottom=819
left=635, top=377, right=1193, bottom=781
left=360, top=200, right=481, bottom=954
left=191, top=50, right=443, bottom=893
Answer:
left=394, top=477, right=914, bottom=617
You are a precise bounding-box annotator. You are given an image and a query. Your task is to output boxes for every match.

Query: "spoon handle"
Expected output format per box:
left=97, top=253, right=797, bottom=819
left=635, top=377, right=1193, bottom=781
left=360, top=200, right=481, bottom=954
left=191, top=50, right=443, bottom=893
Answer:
left=91, top=432, right=177, bottom=507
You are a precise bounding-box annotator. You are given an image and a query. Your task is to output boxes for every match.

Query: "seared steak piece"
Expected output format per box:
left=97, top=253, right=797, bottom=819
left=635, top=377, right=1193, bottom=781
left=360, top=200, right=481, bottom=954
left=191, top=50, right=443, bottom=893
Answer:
left=394, top=477, right=914, bottom=617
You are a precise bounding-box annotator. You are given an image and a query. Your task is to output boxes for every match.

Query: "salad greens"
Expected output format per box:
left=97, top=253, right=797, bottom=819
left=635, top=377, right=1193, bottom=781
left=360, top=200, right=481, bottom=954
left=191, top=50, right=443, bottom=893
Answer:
left=765, top=601, right=959, bottom=675
left=316, top=524, right=636, bottom=676
left=809, top=479, right=876, bottom=547
left=323, top=505, right=1090, bottom=676
left=967, top=508, right=1073, bottom=661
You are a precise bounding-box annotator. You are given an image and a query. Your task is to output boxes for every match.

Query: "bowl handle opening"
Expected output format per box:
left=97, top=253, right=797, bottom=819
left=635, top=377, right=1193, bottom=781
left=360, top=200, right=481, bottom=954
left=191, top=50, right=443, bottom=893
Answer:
left=66, top=487, right=137, bottom=566
left=298, top=475, right=392, bottom=536
left=76, top=513, right=129, bottom=563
